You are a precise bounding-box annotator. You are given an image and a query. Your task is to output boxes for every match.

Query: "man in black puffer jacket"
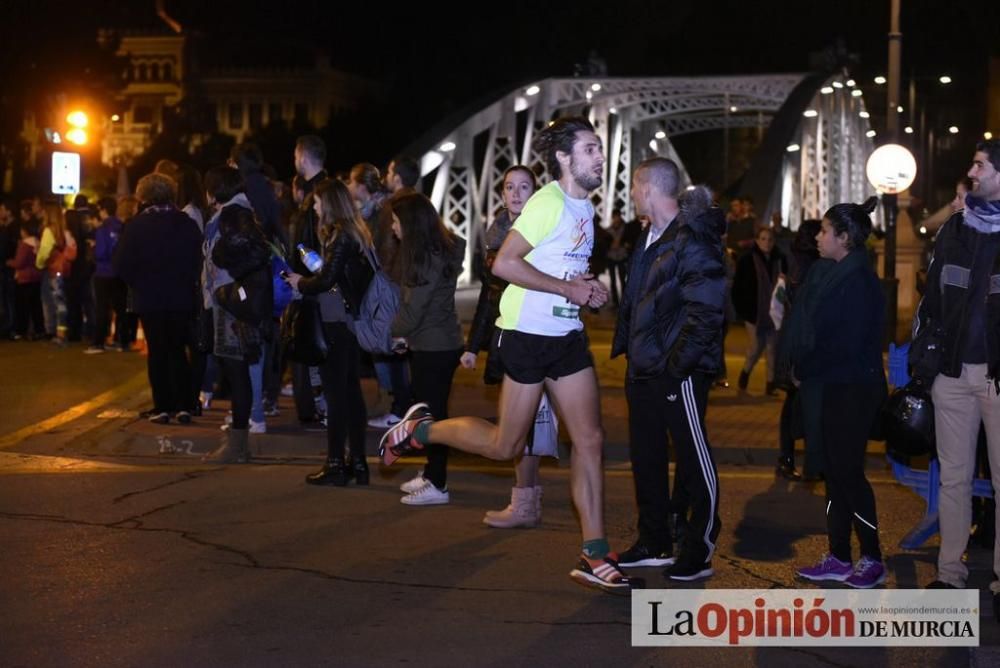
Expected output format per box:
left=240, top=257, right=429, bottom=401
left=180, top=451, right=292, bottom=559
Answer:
left=612, top=158, right=726, bottom=582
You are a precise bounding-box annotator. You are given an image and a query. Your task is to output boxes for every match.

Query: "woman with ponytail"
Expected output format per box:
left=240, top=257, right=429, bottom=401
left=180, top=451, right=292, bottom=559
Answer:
left=784, top=196, right=889, bottom=589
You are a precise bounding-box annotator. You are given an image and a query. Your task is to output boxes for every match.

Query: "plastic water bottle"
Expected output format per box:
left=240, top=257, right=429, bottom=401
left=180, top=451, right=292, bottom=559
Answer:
left=297, top=243, right=323, bottom=273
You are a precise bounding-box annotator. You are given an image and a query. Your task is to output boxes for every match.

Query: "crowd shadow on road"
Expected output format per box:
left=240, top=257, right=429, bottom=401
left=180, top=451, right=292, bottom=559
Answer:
left=732, top=478, right=825, bottom=562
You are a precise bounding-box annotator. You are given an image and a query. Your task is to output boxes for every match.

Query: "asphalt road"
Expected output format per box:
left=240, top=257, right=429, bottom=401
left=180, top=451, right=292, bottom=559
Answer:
left=1, top=296, right=998, bottom=666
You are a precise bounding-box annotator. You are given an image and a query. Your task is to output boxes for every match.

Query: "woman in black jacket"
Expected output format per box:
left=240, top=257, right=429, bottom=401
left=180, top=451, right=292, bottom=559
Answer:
left=201, top=167, right=272, bottom=463
left=786, top=197, right=887, bottom=589
left=286, top=179, right=374, bottom=486
left=732, top=226, right=787, bottom=395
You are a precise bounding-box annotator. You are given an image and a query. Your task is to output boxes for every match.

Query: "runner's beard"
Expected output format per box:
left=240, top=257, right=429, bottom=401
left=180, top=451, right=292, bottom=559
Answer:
left=570, top=159, right=603, bottom=193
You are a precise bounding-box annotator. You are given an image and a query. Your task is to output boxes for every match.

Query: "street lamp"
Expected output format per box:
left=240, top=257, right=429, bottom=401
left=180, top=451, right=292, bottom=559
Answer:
left=866, top=143, right=917, bottom=344
left=65, top=110, right=88, bottom=146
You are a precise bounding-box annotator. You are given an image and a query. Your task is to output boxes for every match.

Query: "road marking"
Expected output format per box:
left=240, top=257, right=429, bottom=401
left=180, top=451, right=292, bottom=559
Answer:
left=0, top=371, right=148, bottom=451
left=0, top=453, right=901, bottom=484
left=0, top=452, right=152, bottom=473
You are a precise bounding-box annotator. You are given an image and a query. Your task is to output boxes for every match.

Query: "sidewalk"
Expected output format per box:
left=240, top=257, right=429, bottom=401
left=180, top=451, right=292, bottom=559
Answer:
left=40, top=289, right=871, bottom=475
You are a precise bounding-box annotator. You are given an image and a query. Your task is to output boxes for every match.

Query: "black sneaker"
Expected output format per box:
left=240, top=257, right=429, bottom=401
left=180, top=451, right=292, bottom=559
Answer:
left=925, top=580, right=958, bottom=589
left=176, top=411, right=192, bottom=425
left=664, top=558, right=714, bottom=582
left=618, top=541, right=675, bottom=568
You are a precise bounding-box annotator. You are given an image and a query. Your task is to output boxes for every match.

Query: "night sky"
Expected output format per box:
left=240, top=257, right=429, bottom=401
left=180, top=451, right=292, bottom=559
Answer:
left=1, top=0, right=997, bottom=194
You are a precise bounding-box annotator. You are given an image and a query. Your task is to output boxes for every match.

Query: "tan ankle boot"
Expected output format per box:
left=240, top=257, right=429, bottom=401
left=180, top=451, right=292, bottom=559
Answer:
left=202, top=428, right=249, bottom=464
left=483, top=486, right=539, bottom=528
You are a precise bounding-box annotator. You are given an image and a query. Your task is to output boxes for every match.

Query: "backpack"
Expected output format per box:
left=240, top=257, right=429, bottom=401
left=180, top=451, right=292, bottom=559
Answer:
left=353, top=246, right=399, bottom=355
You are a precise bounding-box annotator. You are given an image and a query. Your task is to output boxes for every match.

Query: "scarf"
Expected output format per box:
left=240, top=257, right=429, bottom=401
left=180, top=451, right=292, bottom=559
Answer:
left=964, top=195, right=1000, bottom=234
left=780, top=248, right=870, bottom=366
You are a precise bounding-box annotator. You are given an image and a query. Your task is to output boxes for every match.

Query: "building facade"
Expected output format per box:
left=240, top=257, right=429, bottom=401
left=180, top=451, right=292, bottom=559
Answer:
left=101, top=31, right=378, bottom=169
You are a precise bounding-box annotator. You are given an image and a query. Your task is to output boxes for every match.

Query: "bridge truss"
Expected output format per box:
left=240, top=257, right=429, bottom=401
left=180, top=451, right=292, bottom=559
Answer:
left=412, top=73, right=874, bottom=285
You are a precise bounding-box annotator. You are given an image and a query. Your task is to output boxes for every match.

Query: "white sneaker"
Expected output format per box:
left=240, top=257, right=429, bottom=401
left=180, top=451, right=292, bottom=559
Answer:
left=368, top=412, right=402, bottom=429
left=401, top=483, right=449, bottom=506
left=221, top=416, right=265, bottom=433
left=399, top=471, right=428, bottom=494
left=280, top=383, right=293, bottom=397
left=199, top=391, right=213, bottom=410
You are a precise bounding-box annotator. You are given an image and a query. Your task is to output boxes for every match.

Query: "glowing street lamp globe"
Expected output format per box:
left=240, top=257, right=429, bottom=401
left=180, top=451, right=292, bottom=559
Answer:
left=865, top=144, right=917, bottom=194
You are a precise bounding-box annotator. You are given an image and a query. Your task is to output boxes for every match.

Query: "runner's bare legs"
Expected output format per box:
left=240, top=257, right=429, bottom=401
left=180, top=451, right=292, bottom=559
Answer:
left=426, top=376, right=542, bottom=459
left=426, top=367, right=604, bottom=540
left=544, top=368, right=604, bottom=540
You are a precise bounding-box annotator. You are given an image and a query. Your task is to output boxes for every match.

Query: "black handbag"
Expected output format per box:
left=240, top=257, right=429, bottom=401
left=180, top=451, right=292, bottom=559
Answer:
left=281, top=299, right=328, bottom=365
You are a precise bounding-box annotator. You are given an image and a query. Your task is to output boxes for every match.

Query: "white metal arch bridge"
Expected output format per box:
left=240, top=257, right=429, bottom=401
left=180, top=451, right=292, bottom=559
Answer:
left=407, top=71, right=875, bottom=285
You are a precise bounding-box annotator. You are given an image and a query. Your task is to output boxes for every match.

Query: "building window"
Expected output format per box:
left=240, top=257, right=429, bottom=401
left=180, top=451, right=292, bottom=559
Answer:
left=137, top=63, right=148, bottom=81
left=248, top=103, right=262, bottom=131
left=229, top=103, right=243, bottom=130
left=133, top=105, right=153, bottom=124
left=163, top=63, right=173, bottom=81
left=151, top=63, right=160, bottom=81
left=268, top=103, right=283, bottom=124
left=294, top=103, right=308, bottom=125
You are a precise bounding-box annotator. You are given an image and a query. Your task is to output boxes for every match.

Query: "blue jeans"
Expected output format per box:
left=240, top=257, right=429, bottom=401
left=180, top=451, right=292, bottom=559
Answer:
left=250, top=343, right=265, bottom=423
left=374, top=355, right=411, bottom=416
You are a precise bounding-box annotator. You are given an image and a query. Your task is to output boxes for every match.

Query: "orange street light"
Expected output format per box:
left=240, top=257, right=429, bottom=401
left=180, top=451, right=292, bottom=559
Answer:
left=66, top=128, right=88, bottom=145
left=66, top=110, right=88, bottom=128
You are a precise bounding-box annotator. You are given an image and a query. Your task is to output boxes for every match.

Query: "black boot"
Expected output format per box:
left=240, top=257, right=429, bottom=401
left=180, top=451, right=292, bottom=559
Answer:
left=776, top=456, right=801, bottom=481
left=738, top=370, right=750, bottom=393
left=306, top=459, right=350, bottom=486
left=350, top=455, right=370, bottom=486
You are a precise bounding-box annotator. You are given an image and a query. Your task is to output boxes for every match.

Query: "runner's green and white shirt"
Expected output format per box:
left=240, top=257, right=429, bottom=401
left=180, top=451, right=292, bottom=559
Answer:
left=497, top=181, right=594, bottom=335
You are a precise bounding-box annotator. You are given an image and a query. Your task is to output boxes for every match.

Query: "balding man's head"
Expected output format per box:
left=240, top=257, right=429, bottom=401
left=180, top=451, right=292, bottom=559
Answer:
left=635, top=158, right=681, bottom=199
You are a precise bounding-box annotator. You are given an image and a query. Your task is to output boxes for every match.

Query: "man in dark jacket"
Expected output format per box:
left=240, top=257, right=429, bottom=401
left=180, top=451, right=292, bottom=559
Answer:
left=231, top=142, right=285, bottom=246
left=86, top=196, right=124, bottom=353
left=288, top=135, right=329, bottom=424
left=911, top=139, right=1000, bottom=601
left=612, top=158, right=726, bottom=582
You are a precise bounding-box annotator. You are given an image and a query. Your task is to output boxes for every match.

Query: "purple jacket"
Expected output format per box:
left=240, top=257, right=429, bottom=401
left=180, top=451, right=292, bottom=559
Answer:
left=94, top=216, right=123, bottom=278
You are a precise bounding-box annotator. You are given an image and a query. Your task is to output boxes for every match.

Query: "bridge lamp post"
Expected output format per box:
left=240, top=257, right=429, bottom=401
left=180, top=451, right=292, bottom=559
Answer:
left=866, top=143, right=917, bottom=344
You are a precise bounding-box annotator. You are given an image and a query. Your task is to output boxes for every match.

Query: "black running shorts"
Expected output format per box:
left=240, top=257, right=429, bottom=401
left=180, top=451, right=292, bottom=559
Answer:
left=496, top=329, right=594, bottom=385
